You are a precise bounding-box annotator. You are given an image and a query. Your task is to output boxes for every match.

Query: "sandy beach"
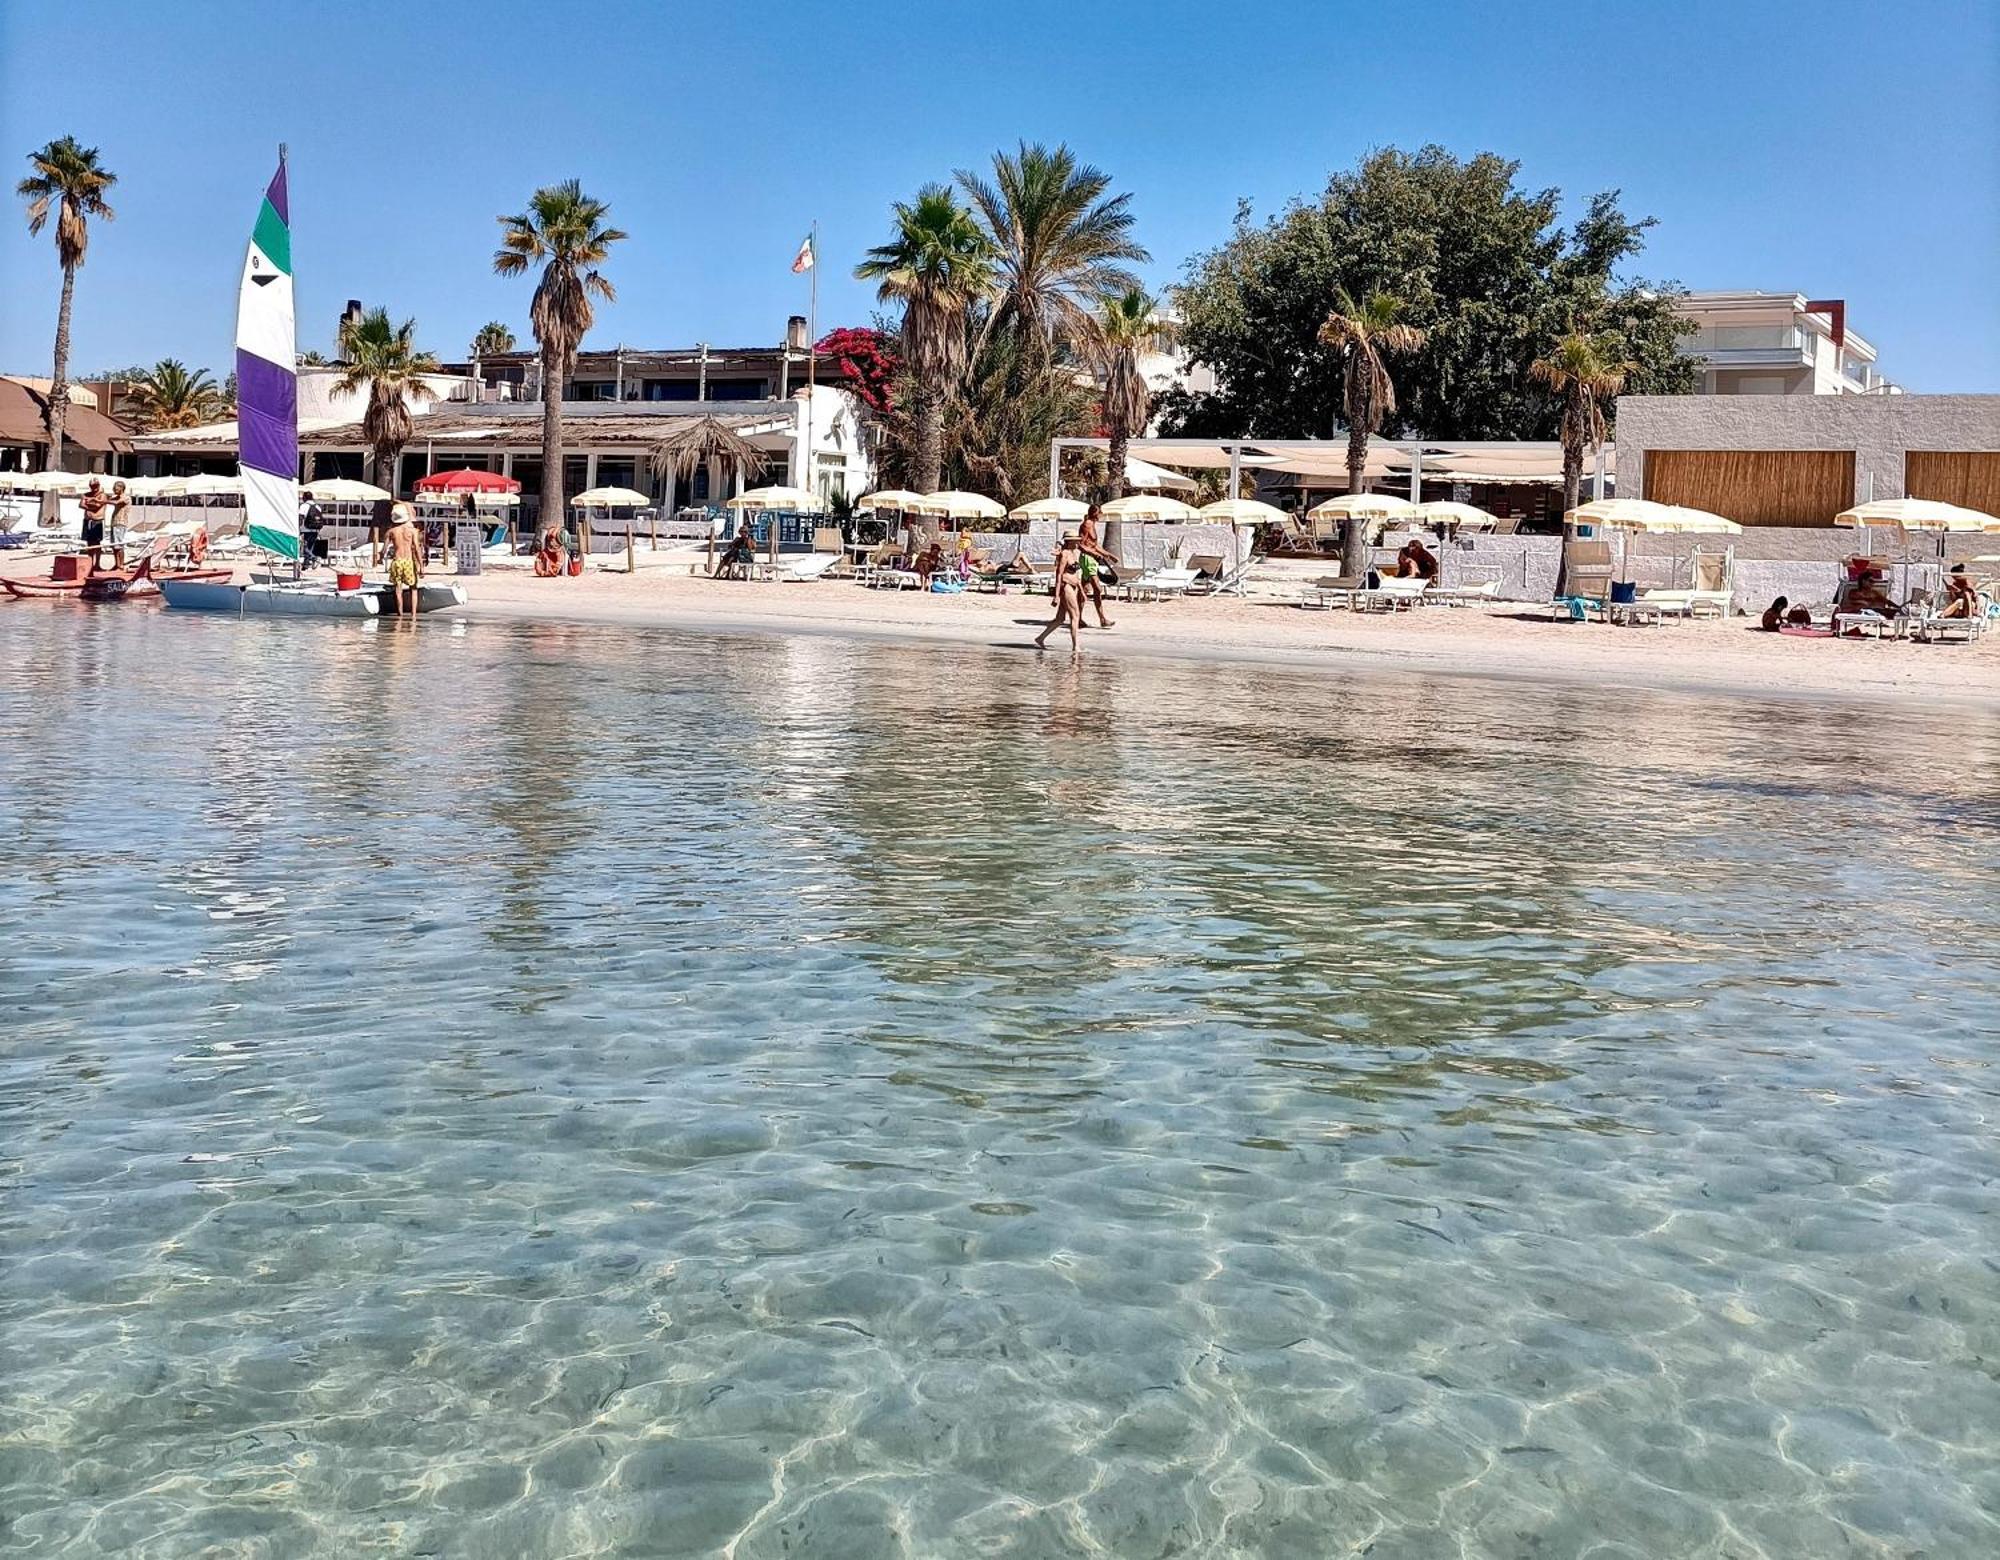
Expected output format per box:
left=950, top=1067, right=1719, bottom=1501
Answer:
left=448, top=555, right=2000, bottom=710
left=8, top=547, right=1999, bottom=707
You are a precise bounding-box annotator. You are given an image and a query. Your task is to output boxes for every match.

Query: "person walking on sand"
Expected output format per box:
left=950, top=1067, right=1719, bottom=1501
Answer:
left=1076, top=503, right=1117, bottom=629
left=384, top=501, right=424, bottom=619
left=1034, top=531, right=1087, bottom=653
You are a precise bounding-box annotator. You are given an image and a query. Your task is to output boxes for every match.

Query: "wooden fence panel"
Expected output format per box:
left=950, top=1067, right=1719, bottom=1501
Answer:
left=1907, top=452, right=2000, bottom=515
left=1645, top=449, right=1856, bottom=526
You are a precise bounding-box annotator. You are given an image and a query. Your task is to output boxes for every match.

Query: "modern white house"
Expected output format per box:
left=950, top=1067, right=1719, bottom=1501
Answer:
left=1671, top=290, right=1899, bottom=396
left=132, top=323, right=873, bottom=520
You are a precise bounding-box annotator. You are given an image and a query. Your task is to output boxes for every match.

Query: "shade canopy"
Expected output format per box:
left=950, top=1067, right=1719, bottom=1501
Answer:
left=854, top=489, right=928, bottom=512
left=302, top=477, right=391, bottom=503
left=1566, top=498, right=1741, bottom=535
left=914, top=490, right=1007, bottom=521
left=1009, top=497, right=1090, bottom=522
left=571, top=486, right=653, bottom=508
left=1307, top=492, right=1418, bottom=521
left=1197, top=498, right=1289, bottom=527
left=414, top=468, right=521, bottom=495
left=0, top=470, right=93, bottom=492
left=416, top=490, right=519, bottom=508
left=1099, top=494, right=1200, bottom=521
left=1123, top=456, right=1197, bottom=492
left=1409, top=500, right=1500, bottom=530
left=724, top=485, right=825, bottom=512
left=1833, top=498, right=2000, bottom=533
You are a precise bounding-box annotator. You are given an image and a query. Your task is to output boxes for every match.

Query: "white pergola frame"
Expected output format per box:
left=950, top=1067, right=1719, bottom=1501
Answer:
left=1048, top=437, right=1610, bottom=505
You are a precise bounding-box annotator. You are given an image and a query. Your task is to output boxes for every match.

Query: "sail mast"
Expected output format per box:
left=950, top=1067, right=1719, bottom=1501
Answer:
left=237, top=146, right=299, bottom=560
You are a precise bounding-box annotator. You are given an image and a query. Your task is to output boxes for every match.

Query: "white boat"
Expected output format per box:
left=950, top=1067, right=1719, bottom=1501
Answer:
left=160, top=578, right=381, bottom=616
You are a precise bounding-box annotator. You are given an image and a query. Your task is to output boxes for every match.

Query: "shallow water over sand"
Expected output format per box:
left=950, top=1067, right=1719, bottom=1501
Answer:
left=2, top=606, right=1998, bottom=1557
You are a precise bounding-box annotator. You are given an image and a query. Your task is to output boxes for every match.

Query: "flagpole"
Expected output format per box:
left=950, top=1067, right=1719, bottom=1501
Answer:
left=807, top=219, right=817, bottom=495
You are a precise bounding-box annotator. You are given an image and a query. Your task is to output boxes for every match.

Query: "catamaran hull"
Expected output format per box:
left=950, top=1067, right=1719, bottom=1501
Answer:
left=159, top=579, right=381, bottom=616
left=372, top=582, right=468, bottom=615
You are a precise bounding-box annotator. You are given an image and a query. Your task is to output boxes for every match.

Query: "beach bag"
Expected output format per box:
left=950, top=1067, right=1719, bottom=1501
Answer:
left=566, top=558, right=584, bottom=577
left=930, top=577, right=966, bottom=594
left=1610, top=581, right=1638, bottom=604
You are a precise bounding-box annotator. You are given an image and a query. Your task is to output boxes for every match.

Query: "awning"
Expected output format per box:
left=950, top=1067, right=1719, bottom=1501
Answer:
left=0, top=377, right=132, bottom=454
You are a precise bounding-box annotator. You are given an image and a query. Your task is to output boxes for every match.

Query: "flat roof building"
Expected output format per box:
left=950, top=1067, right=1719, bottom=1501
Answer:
left=1671, top=291, right=1898, bottom=397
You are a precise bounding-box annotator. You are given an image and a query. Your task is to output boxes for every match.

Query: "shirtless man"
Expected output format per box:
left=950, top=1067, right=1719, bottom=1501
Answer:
left=106, top=480, right=131, bottom=567
left=384, top=501, right=424, bottom=618
left=79, top=479, right=109, bottom=568
left=1075, top=504, right=1117, bottom=629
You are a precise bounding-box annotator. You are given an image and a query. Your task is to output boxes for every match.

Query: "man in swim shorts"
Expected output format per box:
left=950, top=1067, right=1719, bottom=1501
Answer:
left=384, top=502, right=424, bottom=618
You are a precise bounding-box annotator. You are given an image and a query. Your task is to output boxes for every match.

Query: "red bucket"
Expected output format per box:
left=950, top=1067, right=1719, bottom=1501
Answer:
left=336, top=571, right=363, bottom=591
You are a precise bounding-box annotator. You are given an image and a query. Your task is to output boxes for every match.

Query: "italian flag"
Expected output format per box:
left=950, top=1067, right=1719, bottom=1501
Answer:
left=790, top=235, right=814, bottom=273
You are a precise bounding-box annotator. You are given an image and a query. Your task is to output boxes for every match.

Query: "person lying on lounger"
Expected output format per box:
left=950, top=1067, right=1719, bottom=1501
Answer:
left=1395, top=539, right=1440, bottom=581
left=1940, top=564, right=1981, bottom=619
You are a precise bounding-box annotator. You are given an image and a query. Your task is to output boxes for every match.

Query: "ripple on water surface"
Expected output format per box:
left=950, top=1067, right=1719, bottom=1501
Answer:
left=1, top=608, right=1997, bottom=1557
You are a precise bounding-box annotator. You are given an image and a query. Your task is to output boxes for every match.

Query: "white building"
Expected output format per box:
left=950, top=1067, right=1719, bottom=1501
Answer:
left=1672, top=291, right=1899, bottom=396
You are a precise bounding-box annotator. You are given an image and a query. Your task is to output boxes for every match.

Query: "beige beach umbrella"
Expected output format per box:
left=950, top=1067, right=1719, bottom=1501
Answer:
left=1409, top=500, right=1500, bottom=531
left=302, top=477, right=391, bottom=503
left=854, top=489, right=927, bottom=512
left=1123, top=455, right=1197, bottom=492
left=914, top=490, right=1007, bottom=521
left=2, top=470, right=92, bottom=492
left=160, top=474, right=246, bottom=498
left=1833, top=498, right=2000, bottom=532
left=725, top=485, right=824, bottom=511
left=1100, top=494, right=1201, bottom=572
left=1307, top=492, right=1417, bottom=521
left=1199, top=497, right=1289, bottom=573
left=571, top=487, right=653, bottom=508
left=1009, top=497, right=1090, bottom=522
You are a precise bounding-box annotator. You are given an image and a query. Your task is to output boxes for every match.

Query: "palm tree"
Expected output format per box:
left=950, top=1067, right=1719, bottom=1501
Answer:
left=1094, top=289, right=1172, bottom=500
left=1531, top=328, right=1631, bottom=516
left=16, top=136, right=116, bottom=470
left=493, top=181, right=625, bottom=537
left=956, top=142, right=1147, bottom=365
left=119, top=360, right=226, bottom=431
left=472, top=321, right=515, bottom=357
left=855, top=184, right=996, bottom=495
left=333, top=307, right=441, bottom=491
left=1318, top=289, right=1427, bottom=576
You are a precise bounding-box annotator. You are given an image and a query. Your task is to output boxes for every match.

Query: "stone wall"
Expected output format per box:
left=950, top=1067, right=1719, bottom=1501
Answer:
left=1617, top=394, right=2000, bottom=506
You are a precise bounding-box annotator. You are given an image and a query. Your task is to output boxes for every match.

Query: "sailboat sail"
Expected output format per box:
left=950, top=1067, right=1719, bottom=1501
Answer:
left=236, top=153, right=298, bottom=559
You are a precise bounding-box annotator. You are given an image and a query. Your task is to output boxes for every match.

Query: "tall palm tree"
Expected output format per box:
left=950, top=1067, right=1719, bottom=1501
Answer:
left=1318, top=289, right=1427, bottom=576
left=333, top=307, right=441, bottom=491
left=1531, top=328, right=1631, bottom=516
left=1094, top=289, right=1172, bottom=500
left=119, top=359, right=226, bottom=431
left=494, top=181, right=625, bottom=537
left=956, top=142, right=1147, bottom=367
left=471, top=321, right=516, bottom=358
left=16, top=136, right=116, bottom=470
left=855, top=184, right=996, bottom=495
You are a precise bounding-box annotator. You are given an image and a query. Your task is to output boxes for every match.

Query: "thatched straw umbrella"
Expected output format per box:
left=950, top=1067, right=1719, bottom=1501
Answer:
left=651, top=416, right=768, bottom=571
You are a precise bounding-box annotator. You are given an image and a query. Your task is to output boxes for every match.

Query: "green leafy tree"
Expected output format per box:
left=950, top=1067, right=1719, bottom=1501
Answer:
left=855, top=184, right=996, bottom=494
left=333, top=307, right=441, bottom=491
left=16, top=136, right=116, bottom=469
left=1160, top=147, right=1695, bottom=444
left=119, top=359, right=227, bottom=431
left=494, top=181, right=626, bottom=533
left=1094, top=289, right=1172, bottom=500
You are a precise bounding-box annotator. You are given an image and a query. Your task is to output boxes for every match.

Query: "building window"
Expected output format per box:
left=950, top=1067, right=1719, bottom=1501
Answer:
left=706, top=378, right=767, bottom=401
left=643, top=380, right=698, bottom=400
left=596, top=458, right=637, bottom=491
left=566, top=381, right=615, bottom=401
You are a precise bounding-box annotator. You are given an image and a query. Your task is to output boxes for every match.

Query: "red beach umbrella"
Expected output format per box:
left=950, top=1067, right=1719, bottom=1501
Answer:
left=414, top=469, right=521, bottom=495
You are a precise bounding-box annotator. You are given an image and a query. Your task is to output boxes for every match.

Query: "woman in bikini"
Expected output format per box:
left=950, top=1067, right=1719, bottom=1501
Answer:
left=1034, top=532, right=1087, bottom=652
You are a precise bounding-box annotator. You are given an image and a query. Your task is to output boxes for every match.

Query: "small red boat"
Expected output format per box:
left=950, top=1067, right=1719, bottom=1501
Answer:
left=3, top=556, right=232, bottom=601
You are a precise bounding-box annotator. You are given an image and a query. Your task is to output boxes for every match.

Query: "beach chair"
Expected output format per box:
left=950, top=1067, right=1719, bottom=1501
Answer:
left=1553, top=539, right=1615, bottom=620
left=1642, top=548, right=1734, bottom=619
left=1122, top=565, right=1200, bottom=602
left=1300, top=573, right=1363, bottom=609
left=1187, top=554, right=1256, bottom=596
left=1903, top=587, right=1985, bottom=643
left=1358, top=576, right=1432, bottom=611
left=1432, top=578, right=1502, bottom=607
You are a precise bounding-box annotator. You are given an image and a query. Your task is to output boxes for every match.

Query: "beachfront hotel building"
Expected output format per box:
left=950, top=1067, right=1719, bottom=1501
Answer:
left=132, top=315, right=872, bottom=518
left=1670, top=291, right=1898, bottom=397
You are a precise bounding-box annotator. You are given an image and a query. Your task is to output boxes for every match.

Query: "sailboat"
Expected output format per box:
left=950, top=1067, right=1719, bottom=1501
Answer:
left=162, top=151, right=462, bottom=618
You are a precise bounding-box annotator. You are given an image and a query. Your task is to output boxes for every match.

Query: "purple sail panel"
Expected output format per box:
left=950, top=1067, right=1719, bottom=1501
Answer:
left=235, top=350, right=297, bottom=478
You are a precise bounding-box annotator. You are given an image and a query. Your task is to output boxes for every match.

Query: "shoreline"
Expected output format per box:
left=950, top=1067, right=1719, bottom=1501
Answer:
left=450, top=563, right=2000, bottom=712
left=7, top=549, right=1998, bottom=710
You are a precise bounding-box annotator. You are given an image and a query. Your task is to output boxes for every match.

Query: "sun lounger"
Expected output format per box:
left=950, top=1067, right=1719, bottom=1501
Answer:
left=1358, top=576, right=1432, bottom=611
left=1432, top=578, right=1501, bottom=607
left=1122, top=566, right=1201, bottom=602
left=1187, top=554, right=1257, bottom=596
left=1833, top=610, right=1904, bottom=639
left=1298, top=574, right=1363, bottom=609
left=757, top=552, right=841, bottom=583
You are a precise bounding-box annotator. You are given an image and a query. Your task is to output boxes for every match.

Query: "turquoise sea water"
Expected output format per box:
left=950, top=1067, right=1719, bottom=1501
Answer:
left=2, top=606, right=1997, bottom=1558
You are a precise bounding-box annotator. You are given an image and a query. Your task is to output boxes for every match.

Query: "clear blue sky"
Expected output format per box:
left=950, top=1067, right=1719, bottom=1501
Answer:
left=3, top=0, right=1995, bottom=391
